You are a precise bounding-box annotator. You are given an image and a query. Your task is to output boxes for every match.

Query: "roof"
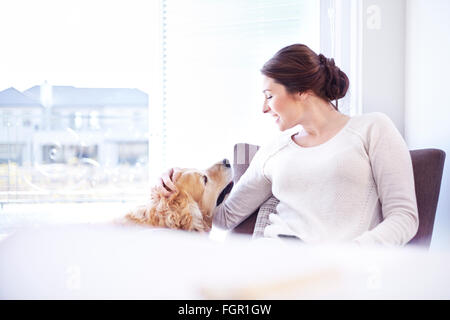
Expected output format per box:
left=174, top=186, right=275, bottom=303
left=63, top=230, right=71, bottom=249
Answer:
left=23, top=86, right=148, bottom=108
left=0, top=87, right=44, bottom=108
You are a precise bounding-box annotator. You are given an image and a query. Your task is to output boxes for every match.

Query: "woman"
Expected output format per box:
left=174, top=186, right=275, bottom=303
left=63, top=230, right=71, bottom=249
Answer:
left=159, top=44, right=419, bottom=246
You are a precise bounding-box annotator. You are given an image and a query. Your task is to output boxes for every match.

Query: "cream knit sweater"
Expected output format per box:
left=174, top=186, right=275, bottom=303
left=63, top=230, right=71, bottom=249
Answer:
left=213, top=112, right=419, bottom=246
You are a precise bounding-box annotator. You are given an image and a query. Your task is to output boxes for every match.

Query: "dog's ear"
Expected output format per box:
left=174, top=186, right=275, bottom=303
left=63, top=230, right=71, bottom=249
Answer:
left=187, top=200, right=210, bottom=232
left=124, top=186, right=173, bottom=226
left=148, top=187, right=208, bottom=231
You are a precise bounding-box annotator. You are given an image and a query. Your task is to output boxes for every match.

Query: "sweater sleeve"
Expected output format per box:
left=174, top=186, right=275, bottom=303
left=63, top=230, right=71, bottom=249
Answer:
left=353, top=113, right=419, bottom=246
left=213, top=146, right=273, bottom=230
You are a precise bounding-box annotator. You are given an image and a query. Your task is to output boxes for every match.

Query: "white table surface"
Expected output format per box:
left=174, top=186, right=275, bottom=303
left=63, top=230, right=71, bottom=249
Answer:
left=1, top=222, right=450, bottom=300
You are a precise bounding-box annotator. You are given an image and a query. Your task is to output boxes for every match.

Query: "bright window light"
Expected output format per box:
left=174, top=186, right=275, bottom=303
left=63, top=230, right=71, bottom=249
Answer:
left=0, top=0, right=157, bottom=203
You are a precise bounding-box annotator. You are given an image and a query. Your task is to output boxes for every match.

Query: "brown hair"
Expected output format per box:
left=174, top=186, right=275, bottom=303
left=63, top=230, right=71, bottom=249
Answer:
left=261, top=44, right=349, bottom=110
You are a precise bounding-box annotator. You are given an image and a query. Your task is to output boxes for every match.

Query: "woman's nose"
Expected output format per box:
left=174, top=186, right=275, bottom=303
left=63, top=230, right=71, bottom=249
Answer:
left=262, top=101, right=270, bottom=114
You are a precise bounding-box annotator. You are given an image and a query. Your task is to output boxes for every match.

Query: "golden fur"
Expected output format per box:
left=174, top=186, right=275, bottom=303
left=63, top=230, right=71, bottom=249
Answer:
left=123, top=160, right=232, bottom=232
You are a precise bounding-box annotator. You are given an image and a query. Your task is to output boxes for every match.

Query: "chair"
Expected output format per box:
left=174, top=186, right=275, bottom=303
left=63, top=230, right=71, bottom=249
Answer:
left=230, top=143, right=446, bottom=249
left=408, top=149, right=446, bottom=248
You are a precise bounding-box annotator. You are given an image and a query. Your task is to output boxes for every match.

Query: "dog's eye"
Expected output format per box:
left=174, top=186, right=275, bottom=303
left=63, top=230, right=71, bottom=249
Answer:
left=203, top=175, right=208, bottom=184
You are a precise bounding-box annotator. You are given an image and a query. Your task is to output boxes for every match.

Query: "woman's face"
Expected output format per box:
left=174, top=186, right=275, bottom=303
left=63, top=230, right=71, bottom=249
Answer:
left=262, top=75, right=302, bottom=131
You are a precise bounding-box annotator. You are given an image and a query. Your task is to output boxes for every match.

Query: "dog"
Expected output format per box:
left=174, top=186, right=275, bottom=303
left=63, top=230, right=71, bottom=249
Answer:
left=123, top=159, right=233, bottom=232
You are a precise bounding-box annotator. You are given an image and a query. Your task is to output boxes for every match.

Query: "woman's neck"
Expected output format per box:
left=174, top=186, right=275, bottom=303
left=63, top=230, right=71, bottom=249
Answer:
left=297, top=97, right=349, bottom=138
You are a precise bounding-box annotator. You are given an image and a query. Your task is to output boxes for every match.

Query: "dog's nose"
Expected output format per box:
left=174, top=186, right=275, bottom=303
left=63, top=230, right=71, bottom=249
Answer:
left=222, top=158, right=231, bottom=168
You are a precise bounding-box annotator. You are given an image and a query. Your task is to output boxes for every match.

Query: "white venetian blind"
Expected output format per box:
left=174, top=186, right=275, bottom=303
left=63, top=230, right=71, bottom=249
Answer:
left=161, top=0, right=320, bottom=169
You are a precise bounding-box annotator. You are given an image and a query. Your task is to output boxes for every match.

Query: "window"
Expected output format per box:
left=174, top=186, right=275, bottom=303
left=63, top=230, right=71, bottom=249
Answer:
left=89, top=111, right=100, bottom=130
left=73, top=112, right=83, bottom=130
left=158, top=0, right=322, bottom=171
left=0, top=0, right=359, bottom=204
left=0, top=0, right=156, bottom=204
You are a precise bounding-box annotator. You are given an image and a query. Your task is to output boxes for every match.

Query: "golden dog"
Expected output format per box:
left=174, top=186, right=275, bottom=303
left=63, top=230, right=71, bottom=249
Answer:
left=124, top=159, right=233, bottom=232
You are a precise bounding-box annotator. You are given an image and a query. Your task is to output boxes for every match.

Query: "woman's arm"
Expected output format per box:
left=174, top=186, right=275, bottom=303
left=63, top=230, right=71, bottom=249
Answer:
left=354, top=113, right=419, bottom=246
left=213, top=149, right=273, bottom=230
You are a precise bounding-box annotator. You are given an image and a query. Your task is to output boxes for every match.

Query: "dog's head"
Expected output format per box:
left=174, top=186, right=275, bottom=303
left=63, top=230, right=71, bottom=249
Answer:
left=127, top=159, right=233, bottom=232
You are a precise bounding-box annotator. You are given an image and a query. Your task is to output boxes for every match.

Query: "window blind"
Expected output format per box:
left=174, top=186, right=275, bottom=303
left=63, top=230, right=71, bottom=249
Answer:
left=160, top=0, right=321, bottom=169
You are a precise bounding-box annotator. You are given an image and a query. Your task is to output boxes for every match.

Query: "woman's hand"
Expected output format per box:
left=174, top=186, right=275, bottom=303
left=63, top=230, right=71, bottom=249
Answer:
left=158, top=167, right=182, bottom=196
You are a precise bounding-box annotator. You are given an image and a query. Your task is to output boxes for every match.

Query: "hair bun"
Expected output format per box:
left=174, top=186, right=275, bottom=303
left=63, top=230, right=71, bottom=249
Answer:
left=318, top=53, right=328, bottom=66
left=318, top=53, right=349, bottom=102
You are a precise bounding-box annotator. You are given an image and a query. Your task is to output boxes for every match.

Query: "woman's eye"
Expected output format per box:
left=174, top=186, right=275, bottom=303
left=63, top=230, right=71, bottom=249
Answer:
left=266, top=95, right=273, bottom=100
left=203, top=175, right=208, bottom=184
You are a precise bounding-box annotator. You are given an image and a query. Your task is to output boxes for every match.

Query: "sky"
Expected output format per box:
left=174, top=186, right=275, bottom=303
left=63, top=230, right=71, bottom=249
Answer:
left=0, top=0, right=157, bottom=93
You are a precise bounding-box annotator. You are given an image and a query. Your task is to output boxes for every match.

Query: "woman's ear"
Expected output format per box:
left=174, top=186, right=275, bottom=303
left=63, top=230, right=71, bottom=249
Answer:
left=297, top=90, right=311, bottom=101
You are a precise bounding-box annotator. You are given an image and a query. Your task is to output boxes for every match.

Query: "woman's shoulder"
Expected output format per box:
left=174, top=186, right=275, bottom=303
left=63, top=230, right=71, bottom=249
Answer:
left=347, top=112, right=402, bottom=146
left=350, top=112, right=393, bottom=125
left=348, top=112, right=397, bottom=133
